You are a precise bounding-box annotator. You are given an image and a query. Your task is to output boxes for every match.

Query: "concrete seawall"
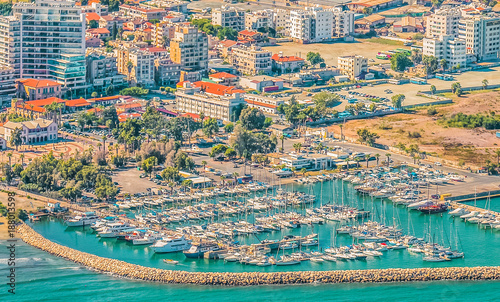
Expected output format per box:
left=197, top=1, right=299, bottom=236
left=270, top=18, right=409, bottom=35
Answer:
left=17, top=223, right=500, bottom=286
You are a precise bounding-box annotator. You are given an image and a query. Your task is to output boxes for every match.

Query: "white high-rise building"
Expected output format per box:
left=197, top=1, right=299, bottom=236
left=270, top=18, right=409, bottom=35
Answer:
left=423, top=35, right=466, bottom=68
left=331, top=7, right=354, bottom=37
left=0, top=0, right=87, bottom=94
left=272, top=9, right=290, bottom=36
left=290, top=7, right=333, bottom=43
left=212, top=6, right=245, bottom=32
left=426, top=7, right=461, bottom=38
left=458, top=15, right=500, bottom=61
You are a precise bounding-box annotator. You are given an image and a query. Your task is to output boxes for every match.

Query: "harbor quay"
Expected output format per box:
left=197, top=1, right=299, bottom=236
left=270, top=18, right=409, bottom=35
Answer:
left=17, top=223, right=500, bottom=286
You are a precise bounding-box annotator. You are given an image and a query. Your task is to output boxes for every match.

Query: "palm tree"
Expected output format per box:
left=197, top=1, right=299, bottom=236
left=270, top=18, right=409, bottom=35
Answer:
left=354, top=158, right=361, bottom=168
left=375, top=153, right=380, bottom=166
left=102, top=135, right=107, bottom=155
left=343, top=158, right=349, bottom=171
left=6, top=152, right=12, bottom=166
left=339, top=124, right=344, bottom=140
left=20, top=154, right=25, bottom=166
left=301, top=168, right=307, bottom=176
left=232, top=172, right=239, bottom=188
left=126, top=61, right=134, bottom=83
left=365, top=154, right=370, bottom=168
left=495, top=149, right=500, bottom=165
left=280, top=134, right=285, bottom=153
left=201, top=160, right=207, bottom=185
left=293, top=143, right=302, bottom=153
left=385, top=153, right=391, bottom=167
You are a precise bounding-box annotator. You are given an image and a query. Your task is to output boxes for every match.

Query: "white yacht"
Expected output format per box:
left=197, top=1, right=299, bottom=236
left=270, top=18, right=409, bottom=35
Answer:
left=66, top=212, right=99, bottom=227
left=132, top=232, right=162, bottom=245
left=449, top=208, right=469, bottom=217
left=98, top=222, right=136, bottom=238
left=150, top=235, right=192, bottom=253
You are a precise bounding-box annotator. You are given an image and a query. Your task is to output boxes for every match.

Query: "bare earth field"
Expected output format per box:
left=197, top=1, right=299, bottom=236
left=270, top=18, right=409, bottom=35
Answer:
left=331, top=90, right=500, bottom=167
left=264, top=40, right=408, bottom=66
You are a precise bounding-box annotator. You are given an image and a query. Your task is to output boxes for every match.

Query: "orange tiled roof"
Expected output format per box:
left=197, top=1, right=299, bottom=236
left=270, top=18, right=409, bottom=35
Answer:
left=272, top=54, right=304, bottom=62
left=65, top=98, right=91, bottom=107
left=192, top=81, right=244, bottom=96
left=245, top=99, right=277, bottom=109
left=17, top=78, right=61, bottom=88
left=25, top=97, right=65, bottom=107
left=209, top=72, right=238, bottom=79
left=239, top=30, right=259, bottom=36
left=86, top=12, right=101, bottom=22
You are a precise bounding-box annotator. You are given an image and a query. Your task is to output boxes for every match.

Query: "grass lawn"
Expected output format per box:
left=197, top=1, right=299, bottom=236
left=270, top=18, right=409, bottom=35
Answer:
left=363, top=38, right=404, bottom=46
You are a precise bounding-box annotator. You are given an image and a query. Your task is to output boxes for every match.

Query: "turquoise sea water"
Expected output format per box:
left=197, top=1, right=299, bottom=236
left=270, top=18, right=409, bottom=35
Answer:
left=2, top=179, right=500, bottom=301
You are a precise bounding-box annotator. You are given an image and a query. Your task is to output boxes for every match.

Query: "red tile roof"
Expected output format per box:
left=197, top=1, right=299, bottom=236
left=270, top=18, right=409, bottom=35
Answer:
left=25, top=97, right=65, bottom=107
left=87, top=107, right=103, bottom=113
left=86, top=12, right=101, bottom=21
left=87, top=28, right=110, bottom=34
left=140, top=46, right=168, bottom=53
left=65, top=98, right=91, bottom=107
left=219, top=40, right=239, bottom=48
left=209, top=72, right=238, bottom=79
left=239, top=30, right=259, bottom=36
left=16, top=104, right=46, bottom=113
left=17, top=78, right=61, bottom=88
left=192, top=81, right=244, bottom=96
left=272, top=54, right=305, bottom=62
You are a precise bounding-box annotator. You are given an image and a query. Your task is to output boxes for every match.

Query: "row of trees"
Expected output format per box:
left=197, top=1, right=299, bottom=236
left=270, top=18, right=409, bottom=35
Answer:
left=190, top=18, right=238, bottom=41
left=277, top=93, right=341, bottom=126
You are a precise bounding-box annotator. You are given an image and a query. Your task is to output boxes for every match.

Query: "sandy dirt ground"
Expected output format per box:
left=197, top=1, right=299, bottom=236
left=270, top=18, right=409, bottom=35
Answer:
left=330, top=90, right=500, bottom=167
left=264, top=40, right=407, bottom=66
left=1, top=140, right=86, bottom=166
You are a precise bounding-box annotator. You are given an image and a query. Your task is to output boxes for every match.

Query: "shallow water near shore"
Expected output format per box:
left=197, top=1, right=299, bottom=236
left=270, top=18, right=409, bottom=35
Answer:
left=4, top=179, right=500, bottom=300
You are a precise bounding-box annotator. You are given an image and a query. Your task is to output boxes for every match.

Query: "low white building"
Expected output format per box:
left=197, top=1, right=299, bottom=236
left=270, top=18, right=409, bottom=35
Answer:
left=244, top=94, right=284, bottom=115
left=2, top=118, right=58, bottom=144
left=280, top=153, right=334, bottom=170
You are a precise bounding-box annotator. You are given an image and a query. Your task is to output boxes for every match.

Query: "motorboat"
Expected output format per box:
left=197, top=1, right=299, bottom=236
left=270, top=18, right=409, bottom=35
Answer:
left=98, top=222, right=136, bottom=238
left=449, top=208, right=469, bottom=217
left=163, top=259, right=179, bottom=265
left=150, top=235, right=192, bottom=253
left=65, top=212, right=99, bottom=227
left=183, top=242, right=220, bottom=258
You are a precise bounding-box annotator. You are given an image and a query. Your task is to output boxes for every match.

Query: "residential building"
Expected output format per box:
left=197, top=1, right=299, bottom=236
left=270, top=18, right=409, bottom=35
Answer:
left=0, top=67, right=15, bottom=107
left=290, top=7, right=333, bottom=44
left=86, top=53, right=126, bottom=93
left=2, top=118, right=58, bottom=144
left=170, top=24, right=209, bottom=75
left=423, top=35, right=466, bottom=68
left=244, top=94, right=284, bottom=115
left=208, top=72, right=239, bottom=85
left=154, top=57, right=181, bottom=86
left=0, top=16, right=21, bottom=77
left=355, top=14, right=386, bottom=30
left=0, top=136, right=5, bottom=150
left=212, top=6, right=245, bottom=32
left=331, top=7, right=355, bottom=37
left=393, top=16, right=424, bottom=33
left=16, top=79, right=63, bottom=101
left=99, top=15, right=126, bottom=31
left=347, top=0, right=403, bottom=13
left=272, top=9, right=290, bottom=36
left=458, top=15, right=500, bottom=61
left=119, top=4, right=167, bottom=21
left=337, top=55, right=368, bottom=80
left=271, top=53, right=305, bottom=74
left=239, top=75, right=283, bottom=92
left=238, top=30, right=266, bottom=44
left=229, top=45, right=272, bottom=75
left=4, top=0, right=87, bottom=94
left=426, top=7, right=461, bottom=38
left=152, top=21, right=176, bottom=48
left=128, top=49, right=156, bottom=88
left=139, top=0, right=188, bottom=14
left=175, top=81, right=246, bottom=122
left=245, top=10, right=271, bottom=31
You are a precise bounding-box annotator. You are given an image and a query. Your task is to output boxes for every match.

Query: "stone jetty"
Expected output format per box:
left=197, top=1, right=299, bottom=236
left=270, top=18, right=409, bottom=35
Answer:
left=17, top=223, right=500, bottom=286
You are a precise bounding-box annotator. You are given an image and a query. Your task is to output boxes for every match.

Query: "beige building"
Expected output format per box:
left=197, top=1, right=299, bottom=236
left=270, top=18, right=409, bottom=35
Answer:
left=175, top=81, right=246, bottom=122
left=117, top=46, right=155, bottom=88
left=245, top=10, right=271, bottom=31
left=229, top=45, right=272, bottom=76
left=337, top=55, right=367, bottom=80
left=170, top=24, right=208, bottom=75
left=212, top=6, right=245, bottom=32
left=152, top=21, right=176, bottom=48
left=426, top=7, right=461, bottom=38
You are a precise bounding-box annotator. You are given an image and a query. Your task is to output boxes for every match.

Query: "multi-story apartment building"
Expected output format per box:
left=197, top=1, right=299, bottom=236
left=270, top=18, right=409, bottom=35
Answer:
left=245, top=10, right=271, bottom=31
left=86, top=53, right=126, bottom=93
left=152, top=21, right=176, bottom=48
left=128, top=49, right=155, bottom=88
left=0, top=67, right=15, bottom=107
left=154, top=57, right=181, bottom=86
left=426, top=7, right=461, bottom=38
left=271, top=53, right=305, bottom=74
left=244, top=94, right=284, bottom=115
left=331, top=7, right=355, bottom=37
left=0, top=16, right=21, bottom=78
left=337, top=55, right=368, bottom=80
left=229, top=45, right=272, bottom=76
left=0, top=0, right=87, bottom=95
left=423, top=35, right=466, bottom=67
left=119, top=4, right=167, bottom=21
left=175, top=81, right=246, bottom=122
left=169, top=24, right=208, bottom=75
left=290, top=7, right=333, bottom=44
left=272, top=9, right=290, bottom=36
left=458, top=15, right=500, bottom=61
left=212, top=6, right=245, bottom=32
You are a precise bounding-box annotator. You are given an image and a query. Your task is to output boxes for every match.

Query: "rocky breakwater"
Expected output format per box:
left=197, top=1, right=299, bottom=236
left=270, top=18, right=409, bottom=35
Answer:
left=17, top=223, right=500, bottom=285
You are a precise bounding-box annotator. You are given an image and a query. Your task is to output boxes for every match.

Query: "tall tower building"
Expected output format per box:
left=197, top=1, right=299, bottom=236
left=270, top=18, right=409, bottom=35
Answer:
left=0, top=0, right=86, bottom=94
left=169, top=24, right=208, bottom=75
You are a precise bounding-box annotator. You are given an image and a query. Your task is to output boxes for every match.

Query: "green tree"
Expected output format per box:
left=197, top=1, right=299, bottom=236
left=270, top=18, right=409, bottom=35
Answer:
left=141, top=156, right=157, bottom=177
left=202, top=118, right=219, bottom=138
left=430, top=85, right=436, bottom=95
left=362, top=7, right=373, bottom=15
left=224, top=122, right=234, bottom=133
left=391, top=94, right=405, bottom=109
left=209, top=144, right=228, bottom=159
left=482, top=79, right=488, bottom=90
left=10, top=127, right=23, bottom=151
left=357, top=128, right=380, bottom=146
left=225, top=147, right=237, bottom=160
left=239, top=107, right=265, bottom=130
left=217, top=27, right=238, bottom=41
left=422, top=55, right=439, bottom=75
left=89, top=20, right=98, bottom=28
left=390, top=53, right=412, bottom=72
left=119, top=87, right=149, bottom=96
left=306, top=52, right=324, bottom=65
left=60, top=186, right=82, bottom=203
left=440, top=59, right=448, bottom=71
left=161, top=166, right=180, bottom=183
